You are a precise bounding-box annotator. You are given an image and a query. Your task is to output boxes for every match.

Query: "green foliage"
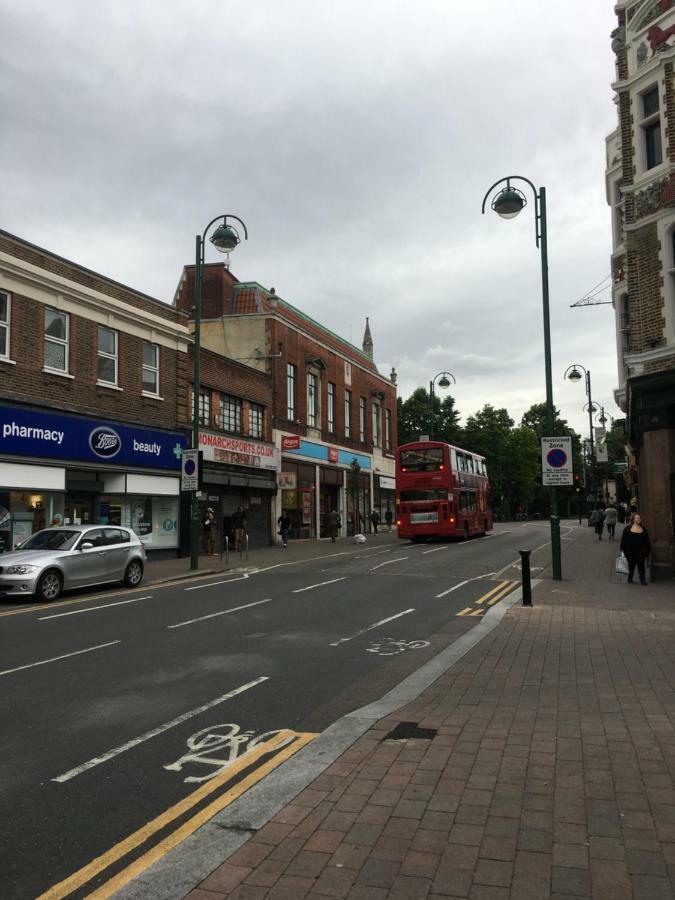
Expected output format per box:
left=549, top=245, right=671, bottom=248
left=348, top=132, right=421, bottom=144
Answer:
left=397, top=387, right=461, bottom=446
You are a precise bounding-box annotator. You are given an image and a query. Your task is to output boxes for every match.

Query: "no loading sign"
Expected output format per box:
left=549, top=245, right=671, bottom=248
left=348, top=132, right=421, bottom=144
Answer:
left=541, top=436, right=573, bottom=486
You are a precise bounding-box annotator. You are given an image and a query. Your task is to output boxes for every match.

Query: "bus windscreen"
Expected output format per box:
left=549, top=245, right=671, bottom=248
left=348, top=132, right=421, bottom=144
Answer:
left=399, top=447, right=444, bottom=472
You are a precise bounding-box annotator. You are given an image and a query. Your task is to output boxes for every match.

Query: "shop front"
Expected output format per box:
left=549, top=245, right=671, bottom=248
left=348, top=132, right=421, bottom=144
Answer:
left=0, top=403, right=186, bottom=555
left=374, top=473, right=396, bottom=521
left=278, top=435, right=371, bottom=540
left=195, top=431, right=278, bottom=550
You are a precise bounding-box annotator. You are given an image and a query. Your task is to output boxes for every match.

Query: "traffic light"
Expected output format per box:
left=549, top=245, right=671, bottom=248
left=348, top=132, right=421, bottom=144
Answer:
left=574, top=473, right=581, bottom=493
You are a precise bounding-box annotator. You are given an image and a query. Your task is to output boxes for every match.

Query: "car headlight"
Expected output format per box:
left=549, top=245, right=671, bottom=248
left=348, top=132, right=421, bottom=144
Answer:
left=5, top=565, right=38, bottom=575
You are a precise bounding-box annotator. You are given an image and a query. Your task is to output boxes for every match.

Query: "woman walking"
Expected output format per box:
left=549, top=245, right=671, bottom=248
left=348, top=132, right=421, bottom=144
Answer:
left=620, top=513, right=651, bottom=585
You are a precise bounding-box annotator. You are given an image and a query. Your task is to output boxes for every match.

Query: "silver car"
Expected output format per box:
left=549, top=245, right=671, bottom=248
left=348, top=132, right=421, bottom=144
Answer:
left=0, top=525, right=147, bottom=603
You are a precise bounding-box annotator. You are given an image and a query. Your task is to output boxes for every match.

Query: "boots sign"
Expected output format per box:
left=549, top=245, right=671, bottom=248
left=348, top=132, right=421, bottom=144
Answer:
left=541, top=436, right=573, bottom=486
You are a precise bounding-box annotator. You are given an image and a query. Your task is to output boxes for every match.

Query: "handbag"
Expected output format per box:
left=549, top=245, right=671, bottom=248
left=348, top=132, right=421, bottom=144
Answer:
left=615, top=552, right=629, bottom=576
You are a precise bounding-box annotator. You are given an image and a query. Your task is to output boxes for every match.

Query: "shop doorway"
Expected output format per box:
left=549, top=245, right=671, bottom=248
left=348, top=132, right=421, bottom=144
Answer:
left=320, top=485, right=339, bottom=538
left=65, top=496, right=95, bottom=527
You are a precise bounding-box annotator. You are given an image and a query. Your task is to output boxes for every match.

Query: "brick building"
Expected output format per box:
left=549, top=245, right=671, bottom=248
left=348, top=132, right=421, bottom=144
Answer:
left=0, top=229, right=190, bottom=556
left=174, top=265, right=397, bottom=541
left=607, top=0, right=675, bottom=578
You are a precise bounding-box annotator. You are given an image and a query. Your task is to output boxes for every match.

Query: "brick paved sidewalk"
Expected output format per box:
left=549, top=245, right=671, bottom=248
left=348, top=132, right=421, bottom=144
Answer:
left=181, top=528, right=675, bottom=900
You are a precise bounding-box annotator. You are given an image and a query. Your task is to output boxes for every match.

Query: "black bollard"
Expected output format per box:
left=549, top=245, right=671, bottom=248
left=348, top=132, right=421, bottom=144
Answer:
left=519, top=549, right=532, bottom=607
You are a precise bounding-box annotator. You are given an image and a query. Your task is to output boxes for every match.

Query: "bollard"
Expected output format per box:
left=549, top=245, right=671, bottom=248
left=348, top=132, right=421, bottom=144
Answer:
left=224, top=535, right=229, bottom=568
left=245, top=533, right=249, bottom=562
left=519, top=549, right=532, bottom=607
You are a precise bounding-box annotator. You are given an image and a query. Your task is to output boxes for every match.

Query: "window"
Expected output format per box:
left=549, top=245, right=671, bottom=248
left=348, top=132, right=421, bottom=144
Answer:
left=372, top=402, right=381, bottom=447
left=385, top=409, right=392, bottom=451
left=400, top=448, right=444, bottom=472
left=344, top=390, right=352, bottom=438
left=44, top=308, right=69, bottom=373
left=287, top=363, right=296, bottom=420
left=97, top=326, right=118, bottom=385
left=641, top=86, right=663, bottom=170
left=249, top=402, right=264, bottom=438
left=142, top=342, right=160, bottom=395
left=327, top=383, right=336, bottom=432
left=307, top=372, right=318, bottom=428
left=359, top=396, right=366, bottom=442
left=0, top=291, right=10, bottom=359
left=192, top=388, right=211, bottom=426
left=219, top=393, right=242, bottom=432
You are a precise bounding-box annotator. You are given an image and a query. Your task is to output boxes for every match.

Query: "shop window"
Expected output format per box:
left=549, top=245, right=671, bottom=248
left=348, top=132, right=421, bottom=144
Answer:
left=219, top=393, right=242, bottom=432
left=97, top=326, right=118, bottom=386
left=327, top=382, right=336, bottom=432
left=287, top=363, right=296, bottom=420
left=191, top=388, right=211, bottom=426
left=249, top=402, right=264, bottom=438
left=142, top=342, right=160, bottom=395
left=359, top=396, right=366, bottom=442
left=44, top=308, right=69, bottom=373
left=344, top=390, right=352, bottom=438
left=307, top=372, right=319, bottom=428
left=372, top=402, right=381, bottom=447
left=385, top=409, right=392, bottom=451
left=0, top=291, right=10, bottom=360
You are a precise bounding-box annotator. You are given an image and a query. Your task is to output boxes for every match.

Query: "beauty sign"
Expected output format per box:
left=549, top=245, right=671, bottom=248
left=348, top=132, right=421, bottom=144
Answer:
left=541, top=436, right=573, bottom=486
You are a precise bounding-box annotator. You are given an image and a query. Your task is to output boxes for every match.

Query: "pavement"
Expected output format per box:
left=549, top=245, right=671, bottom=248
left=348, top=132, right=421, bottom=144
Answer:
left=126, top=524, right=675, bottom=900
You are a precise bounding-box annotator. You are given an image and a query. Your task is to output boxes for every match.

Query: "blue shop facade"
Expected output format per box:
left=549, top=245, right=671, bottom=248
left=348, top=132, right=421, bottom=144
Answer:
left=0, top=403, right=187, bottom=555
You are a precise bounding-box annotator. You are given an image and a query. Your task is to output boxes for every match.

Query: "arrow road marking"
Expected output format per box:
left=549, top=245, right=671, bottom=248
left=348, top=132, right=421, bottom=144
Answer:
left=371, top=556, right=408, bottom=570
left=330, top=609, right=415, bottom=646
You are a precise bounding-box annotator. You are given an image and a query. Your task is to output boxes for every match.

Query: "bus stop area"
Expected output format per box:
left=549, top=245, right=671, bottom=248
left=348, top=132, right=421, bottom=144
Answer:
left=129, top=527, right=675, bottom=900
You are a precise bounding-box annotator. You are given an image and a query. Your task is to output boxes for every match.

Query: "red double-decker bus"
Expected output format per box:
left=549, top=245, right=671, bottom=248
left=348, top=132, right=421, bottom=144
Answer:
left=395, top=440, right=493, bottom=541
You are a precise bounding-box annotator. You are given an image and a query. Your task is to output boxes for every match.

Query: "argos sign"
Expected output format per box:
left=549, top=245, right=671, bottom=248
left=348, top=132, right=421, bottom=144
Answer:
left=0, top=405, right=186, bottom=470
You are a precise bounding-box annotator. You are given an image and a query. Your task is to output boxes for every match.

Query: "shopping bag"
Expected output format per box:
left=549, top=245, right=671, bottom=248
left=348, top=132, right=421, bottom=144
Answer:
left=615, top=553, right=629, bottom=576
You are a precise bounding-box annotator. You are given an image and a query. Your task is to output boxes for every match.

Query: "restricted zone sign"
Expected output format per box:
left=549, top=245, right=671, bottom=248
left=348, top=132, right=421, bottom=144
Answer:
left=181, top=448, right=199, bottom=491
left=541, top=436, right=573, bottom=486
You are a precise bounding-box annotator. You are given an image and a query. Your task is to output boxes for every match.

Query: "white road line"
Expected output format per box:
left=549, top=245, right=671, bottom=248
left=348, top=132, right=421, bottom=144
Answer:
left=359, top=549, right=392, bottom=558
left=494, top=525, right=575, bottom=576
left=39, top=597, right=151, bottom=620
left=422, top=546, right=449, bottom=555
left=168, top=598, right=273, bottom=629
left=371, top=556, right=408, bottom=571
left=330, top=609, right=415, bottom=646
left=435, top=580, right=469, bottom=598
left=52, top=676, right=269, bottom=783
left=292, top=577, right=347, bottom=593
left=254, top=552, right=350, bottom=574
left=0, top=641, right=121, bottom=678
left=185, top=574, right=250, bottom=592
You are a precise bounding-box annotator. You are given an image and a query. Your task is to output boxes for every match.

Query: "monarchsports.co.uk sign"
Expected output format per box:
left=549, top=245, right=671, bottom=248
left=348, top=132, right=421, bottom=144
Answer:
left=541, top=436, right=574, bottom=486
left=0, top=404, right=187, bottom=470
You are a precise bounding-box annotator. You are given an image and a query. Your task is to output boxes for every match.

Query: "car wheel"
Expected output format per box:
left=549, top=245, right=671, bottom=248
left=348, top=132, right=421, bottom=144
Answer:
left=124, top=559, right=144, bottom=587
left=36, top=569, right=63, bottom=603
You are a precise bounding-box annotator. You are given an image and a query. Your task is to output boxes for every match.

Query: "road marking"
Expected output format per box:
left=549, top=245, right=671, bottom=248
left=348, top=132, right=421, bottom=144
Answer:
left=422, top=546, right=449, bottom=554
left=38, top=597, right=151, bottom=620
left=457, top=607, right=484, bottom=617
left=494, top=524, right=574, bottom=577
left=168, top=598, right=273, bottom=629
left=292, top=577, right=347, bottom=593
left=371, top=556, right=408, bottom=570
left=185, top=573, right=251, bottom=592
left=51, top=677, right=269, bottom=783
left=39, top=730, right=315, bottom=900
left=0, top=640, right=121, bottom=678
left=254, top=551, right=350, bottom=574
left=473, top=581, right=512, bottom=607
left=436, top=580, right=469, bottom=598
left=330, top=609, right=415, bottom=646
left=486, top=581, right=518, bottom=606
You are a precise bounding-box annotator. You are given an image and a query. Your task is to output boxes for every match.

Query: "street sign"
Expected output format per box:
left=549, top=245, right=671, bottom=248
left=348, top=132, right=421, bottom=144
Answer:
left=541, top=436, right=573, bottom=486
left=614, top=461, right=628, bottom=473
left=594, top=426, right=608, bottom=462
left=181, top=448, right=199, bottom=491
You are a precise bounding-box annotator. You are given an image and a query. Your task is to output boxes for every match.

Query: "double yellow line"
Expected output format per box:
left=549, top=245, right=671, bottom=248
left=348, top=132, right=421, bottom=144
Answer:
left=39, top=729, right=315, bottom=900
left=456, top=580, right=518, bottom=617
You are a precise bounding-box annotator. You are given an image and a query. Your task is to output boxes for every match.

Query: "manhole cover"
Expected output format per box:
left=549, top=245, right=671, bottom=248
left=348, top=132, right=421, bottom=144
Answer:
left=383, top=721, right=437, bottom=741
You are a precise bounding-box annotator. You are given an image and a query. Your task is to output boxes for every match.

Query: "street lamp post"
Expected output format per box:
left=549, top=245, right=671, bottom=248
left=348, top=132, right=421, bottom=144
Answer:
left=564, top=364, right=597, bottom=506
left=429, top=371, right=456, bottom=440
left=190, top=214, right=248, bottom=571
left=481, top=175, right=562, bottom=580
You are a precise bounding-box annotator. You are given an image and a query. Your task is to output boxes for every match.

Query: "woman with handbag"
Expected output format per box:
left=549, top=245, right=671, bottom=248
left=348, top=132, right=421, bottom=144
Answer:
left=619, top=513, right=651, bottom=585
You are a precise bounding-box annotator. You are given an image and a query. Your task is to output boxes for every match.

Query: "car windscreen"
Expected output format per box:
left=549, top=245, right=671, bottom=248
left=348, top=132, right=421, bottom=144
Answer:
left=399, top=448, right=444, bottom=472
left=19, top=529, right=81, bottom=551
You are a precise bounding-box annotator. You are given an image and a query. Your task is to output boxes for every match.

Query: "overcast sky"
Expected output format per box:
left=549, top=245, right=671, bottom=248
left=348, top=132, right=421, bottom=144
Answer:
left=1, top=0, right=619, bottom=440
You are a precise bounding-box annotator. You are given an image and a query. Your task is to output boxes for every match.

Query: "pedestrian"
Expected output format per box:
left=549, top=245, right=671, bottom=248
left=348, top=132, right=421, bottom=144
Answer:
left=370, top=509, right=380, bottom=534
left=604, top=504, right=618, bottom=541
left=202, top=507, right=216, bottom=555
left=620, top=512, right=651, bottom=585
left=328, top=508, right=341, bottom=543
left=590, top=507, right=605, bottom=540
left=385, top=508, right=393, bottom=532
left=617, top=502, right=627, bottom=524
left=232, top=506, right=246, bottom=552
left=277, top=509, right=291, bottom=548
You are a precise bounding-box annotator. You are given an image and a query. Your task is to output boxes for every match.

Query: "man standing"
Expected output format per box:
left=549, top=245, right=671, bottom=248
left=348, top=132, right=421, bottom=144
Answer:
left=328, top=508, right=340, bottom=543
left=232, top=506, right=246, bottom=552
left=604, top=504, right=618, bottom=541
left=370, top=509, right=380, bottom=534
left=278, top=509, right=291, bottom=548
left=385, top=508, right=393, bottom=532
left=202, top=507, right=216, bottom=555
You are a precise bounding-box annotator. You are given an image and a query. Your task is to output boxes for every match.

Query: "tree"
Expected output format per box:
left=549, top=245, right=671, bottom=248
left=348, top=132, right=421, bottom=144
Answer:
left=397, top=387, right=461, bottom=446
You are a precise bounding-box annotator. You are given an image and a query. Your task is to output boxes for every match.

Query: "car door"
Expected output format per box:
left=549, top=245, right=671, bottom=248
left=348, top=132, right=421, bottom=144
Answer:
left=71, top=528, right=110, bottom=587
left=103, top=528, right=131, bottom=581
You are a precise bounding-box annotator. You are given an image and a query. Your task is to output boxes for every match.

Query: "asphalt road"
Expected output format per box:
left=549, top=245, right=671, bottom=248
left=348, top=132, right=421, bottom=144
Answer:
left=0, top=523, right=557, bottom=899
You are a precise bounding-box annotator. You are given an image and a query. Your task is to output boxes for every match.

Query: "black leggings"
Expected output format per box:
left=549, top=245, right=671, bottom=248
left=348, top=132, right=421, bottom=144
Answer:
left=627, top=555, right=647, bottom=583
